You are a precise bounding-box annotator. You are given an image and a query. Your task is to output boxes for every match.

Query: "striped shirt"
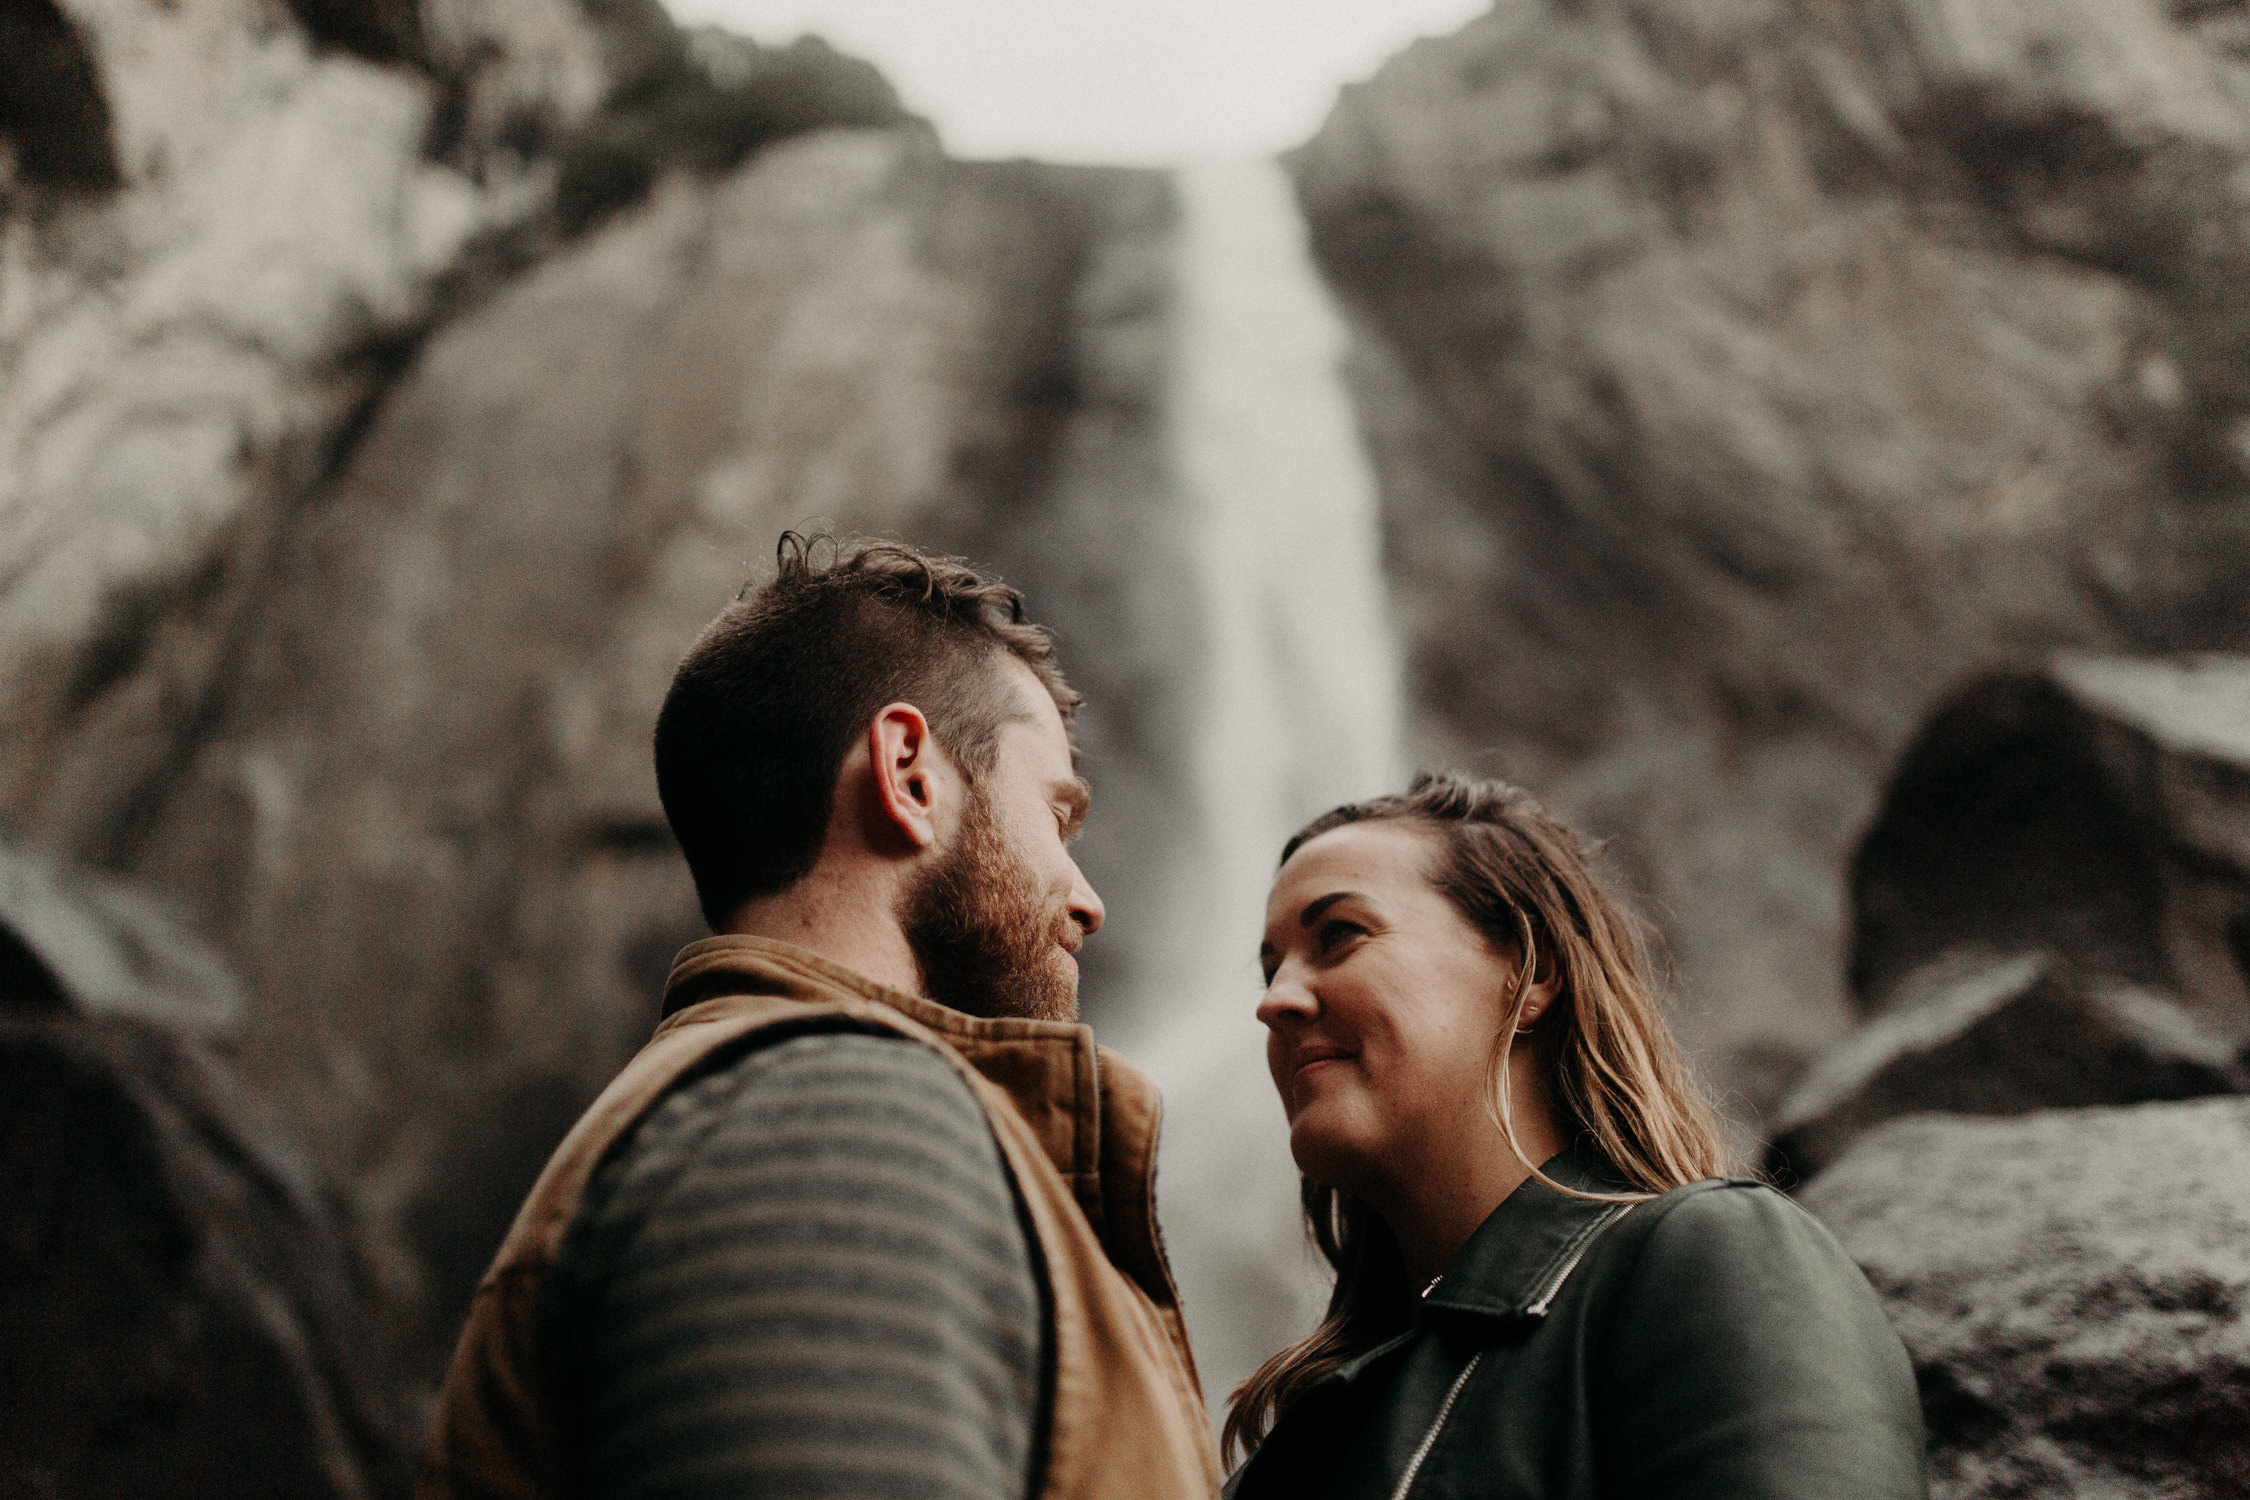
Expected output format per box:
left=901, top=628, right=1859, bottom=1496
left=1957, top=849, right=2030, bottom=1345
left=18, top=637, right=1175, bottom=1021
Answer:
left=549, top=1030, right=1046, bottom=1499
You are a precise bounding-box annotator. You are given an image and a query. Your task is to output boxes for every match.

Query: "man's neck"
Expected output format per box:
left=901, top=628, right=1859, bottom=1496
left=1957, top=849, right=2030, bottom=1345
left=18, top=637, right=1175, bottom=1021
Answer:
left=721, top=868, right=924, bottom=997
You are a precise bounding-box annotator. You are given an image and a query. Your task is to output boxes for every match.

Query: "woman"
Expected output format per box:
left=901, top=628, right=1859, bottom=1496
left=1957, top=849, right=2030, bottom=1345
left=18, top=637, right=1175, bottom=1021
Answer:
left=1224, top=774, right=1925, bottom=1500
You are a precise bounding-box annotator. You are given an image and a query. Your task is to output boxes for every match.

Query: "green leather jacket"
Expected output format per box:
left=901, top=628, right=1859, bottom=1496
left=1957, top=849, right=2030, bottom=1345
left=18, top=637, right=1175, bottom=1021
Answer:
left=1225, top=1145, right=1926, bottom=1500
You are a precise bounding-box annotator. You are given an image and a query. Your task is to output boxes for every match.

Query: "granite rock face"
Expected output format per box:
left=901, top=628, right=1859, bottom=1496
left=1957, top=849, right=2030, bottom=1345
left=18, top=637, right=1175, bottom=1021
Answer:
left=0, top=0, right=662, bottom=879
left=92, top=130, right=1192, bottom=1373
left=2, top=0, right=1168, bottom=1380
left=0, top=846, right=412, bottom=1500
left=0, top=0, right=900, bottom=885
left=1293, top=0, right=2250, bottom=1117
left=1803, top=1100, right=2250, bottom=1499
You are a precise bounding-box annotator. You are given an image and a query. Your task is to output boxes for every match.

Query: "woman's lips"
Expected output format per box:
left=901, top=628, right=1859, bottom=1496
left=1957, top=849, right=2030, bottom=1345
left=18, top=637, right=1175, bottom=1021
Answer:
left=1292, top=1049, right=1352, bottom=1080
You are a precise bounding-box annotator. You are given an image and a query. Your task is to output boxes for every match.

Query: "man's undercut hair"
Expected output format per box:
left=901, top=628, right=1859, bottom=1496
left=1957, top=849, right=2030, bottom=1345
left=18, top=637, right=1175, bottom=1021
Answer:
left=656, top=532, right=1080, bottom=929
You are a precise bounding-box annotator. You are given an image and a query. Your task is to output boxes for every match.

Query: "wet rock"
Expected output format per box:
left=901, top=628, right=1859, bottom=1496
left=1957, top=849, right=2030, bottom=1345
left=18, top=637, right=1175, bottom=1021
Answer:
left=1769, top=949, right=2249, bottom=1180
left=1292, top=0, right=2250, bottom=1119
left=1801, top=1100, right=2250, bottom=1499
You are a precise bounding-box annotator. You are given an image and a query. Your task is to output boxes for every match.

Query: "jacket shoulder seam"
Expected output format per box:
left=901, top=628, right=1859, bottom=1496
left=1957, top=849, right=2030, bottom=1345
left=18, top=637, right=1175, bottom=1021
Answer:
left=1583, top=1178, right=1759, bottom=1334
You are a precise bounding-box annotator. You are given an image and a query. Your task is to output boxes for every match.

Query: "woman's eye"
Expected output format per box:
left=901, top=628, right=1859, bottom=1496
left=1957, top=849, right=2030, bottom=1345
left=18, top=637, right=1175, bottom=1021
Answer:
left=1317, top=919, right=1364, bottom=952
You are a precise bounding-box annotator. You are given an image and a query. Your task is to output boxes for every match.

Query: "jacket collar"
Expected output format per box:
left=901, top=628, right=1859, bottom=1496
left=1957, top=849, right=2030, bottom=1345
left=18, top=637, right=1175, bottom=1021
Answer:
left=656, top=935, right=1181, bottom=1312
left=665, top=933, right=977, bottom=1026
left=1261, top=1143, right=1641, bottom=1452
left=1419, top=1140, right=1639, bottom=1326
left=657, top=939, right=1108, bottom=1184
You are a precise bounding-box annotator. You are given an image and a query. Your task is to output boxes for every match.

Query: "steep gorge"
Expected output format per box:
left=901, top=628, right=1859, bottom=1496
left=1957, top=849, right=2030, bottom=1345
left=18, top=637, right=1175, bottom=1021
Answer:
left=7, top=0, right=2250, bottom=1464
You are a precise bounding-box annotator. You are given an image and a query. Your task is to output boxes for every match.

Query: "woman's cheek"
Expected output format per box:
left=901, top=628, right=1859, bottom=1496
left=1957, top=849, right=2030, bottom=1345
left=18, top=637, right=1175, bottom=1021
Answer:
left=1265, top=1038, right=1298, bottom=1116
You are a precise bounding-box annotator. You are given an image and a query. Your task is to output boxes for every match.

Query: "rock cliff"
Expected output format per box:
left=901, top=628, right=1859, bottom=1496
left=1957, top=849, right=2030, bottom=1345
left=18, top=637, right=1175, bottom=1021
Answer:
left=115, top=134, right=1190, bottom=1368
left=1292, top=0, right=2250, bottom=1119
left=2, top=0, right=1193, bottom=1379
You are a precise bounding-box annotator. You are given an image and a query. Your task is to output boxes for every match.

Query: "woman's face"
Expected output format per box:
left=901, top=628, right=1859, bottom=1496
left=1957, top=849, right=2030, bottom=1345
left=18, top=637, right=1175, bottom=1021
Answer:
left=1258, top=821, right=1538, bottom=1202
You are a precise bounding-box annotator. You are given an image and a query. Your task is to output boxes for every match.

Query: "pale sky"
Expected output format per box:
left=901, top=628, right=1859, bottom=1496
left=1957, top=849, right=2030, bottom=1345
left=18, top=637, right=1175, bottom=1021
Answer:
left=660, top=0, right=1491, bottom=165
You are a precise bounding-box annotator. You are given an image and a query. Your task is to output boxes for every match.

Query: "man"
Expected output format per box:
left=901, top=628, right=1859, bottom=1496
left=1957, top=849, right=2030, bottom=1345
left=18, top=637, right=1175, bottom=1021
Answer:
left=417, top=535, right=1221, bottom=1500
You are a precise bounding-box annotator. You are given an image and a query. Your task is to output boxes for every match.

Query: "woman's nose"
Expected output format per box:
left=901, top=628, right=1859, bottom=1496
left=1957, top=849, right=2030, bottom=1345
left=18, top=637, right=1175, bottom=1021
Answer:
left=1256, top=965, right=1319, bottom=1029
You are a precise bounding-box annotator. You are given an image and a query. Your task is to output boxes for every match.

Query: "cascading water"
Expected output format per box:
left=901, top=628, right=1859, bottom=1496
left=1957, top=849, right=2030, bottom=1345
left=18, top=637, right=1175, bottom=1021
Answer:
left=1125, top=156, right=1403, bottom=1411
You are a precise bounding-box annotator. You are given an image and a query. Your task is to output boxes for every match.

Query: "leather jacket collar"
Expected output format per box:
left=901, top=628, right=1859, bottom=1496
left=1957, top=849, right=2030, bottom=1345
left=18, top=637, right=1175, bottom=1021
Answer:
left=1298, top=1143, right=1641, bottom=1403
left=1420, top=1141, right=1640, bottom=1327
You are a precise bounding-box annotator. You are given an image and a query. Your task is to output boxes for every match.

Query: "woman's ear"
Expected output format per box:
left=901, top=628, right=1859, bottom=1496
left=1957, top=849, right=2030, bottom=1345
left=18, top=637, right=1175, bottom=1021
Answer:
left=1513, top=951, right=1565, bottom=1032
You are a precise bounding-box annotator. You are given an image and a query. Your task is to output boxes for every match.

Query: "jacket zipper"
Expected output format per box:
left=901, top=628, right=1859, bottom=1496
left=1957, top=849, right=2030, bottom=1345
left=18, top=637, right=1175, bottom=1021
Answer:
left=1386, top=1351, right=1482, bottom=1500
left=1384, top=1201, right=1636, bottom=1500
left=1525, top=1203, right=1634, bottom=1317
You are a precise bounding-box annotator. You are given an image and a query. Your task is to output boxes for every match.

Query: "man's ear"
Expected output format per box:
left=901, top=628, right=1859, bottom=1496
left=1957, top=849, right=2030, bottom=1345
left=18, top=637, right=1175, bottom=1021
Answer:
left=866, top=702, right=944, bottom=852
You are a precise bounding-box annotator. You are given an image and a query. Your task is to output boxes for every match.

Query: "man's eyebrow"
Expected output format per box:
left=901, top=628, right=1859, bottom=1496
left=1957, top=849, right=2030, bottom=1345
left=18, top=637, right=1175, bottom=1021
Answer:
left=1299, top=891, right=1360, bottom=928
left=1055, top=778, right=1092, bottom=838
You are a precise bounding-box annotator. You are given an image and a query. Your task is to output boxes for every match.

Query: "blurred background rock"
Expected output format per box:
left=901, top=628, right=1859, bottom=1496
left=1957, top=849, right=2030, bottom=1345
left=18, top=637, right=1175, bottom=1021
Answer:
left=2, top=0, right=2247, bottom=1494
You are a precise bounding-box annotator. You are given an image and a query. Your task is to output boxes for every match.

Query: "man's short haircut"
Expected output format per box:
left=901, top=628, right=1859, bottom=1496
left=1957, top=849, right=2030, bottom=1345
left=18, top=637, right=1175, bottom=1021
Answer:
left=655, top=532, right=1080, bottom=929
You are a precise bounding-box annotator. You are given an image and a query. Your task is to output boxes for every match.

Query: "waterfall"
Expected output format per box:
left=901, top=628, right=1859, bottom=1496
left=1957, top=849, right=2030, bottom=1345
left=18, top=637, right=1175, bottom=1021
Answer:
left=1128, top=156, right=1403, bottom=1411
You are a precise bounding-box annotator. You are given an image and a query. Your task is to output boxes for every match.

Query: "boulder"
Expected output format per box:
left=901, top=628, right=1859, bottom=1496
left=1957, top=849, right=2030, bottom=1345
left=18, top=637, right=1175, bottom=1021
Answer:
left=1769, top=948, right=2249, bottom=1180
left=1772, top=655, right=2250, bottom=1174
left=0, top=845, right=411, bottom=1500
left=1291, top=0, right=2250, bottom=1119
left=1802, top=1100, right=2250, bottom=1499
left=0, top=830, right=241, bottom=1035
left=1853, top=655, right=2250, bottom=1022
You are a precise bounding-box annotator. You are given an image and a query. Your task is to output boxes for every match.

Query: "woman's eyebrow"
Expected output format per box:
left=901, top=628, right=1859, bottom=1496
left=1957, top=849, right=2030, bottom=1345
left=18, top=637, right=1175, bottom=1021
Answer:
left=1299, top=891, right=1362, bottom=928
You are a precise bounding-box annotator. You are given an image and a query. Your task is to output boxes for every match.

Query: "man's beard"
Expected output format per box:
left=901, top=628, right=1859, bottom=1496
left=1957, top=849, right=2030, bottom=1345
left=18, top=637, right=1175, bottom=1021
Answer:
left=898, top=790, right=1080, bottom=1022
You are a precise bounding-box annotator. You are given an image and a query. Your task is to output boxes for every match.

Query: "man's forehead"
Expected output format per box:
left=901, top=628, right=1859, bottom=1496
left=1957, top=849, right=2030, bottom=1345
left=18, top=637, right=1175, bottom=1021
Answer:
left=995, top=658, right=1078, bottom=770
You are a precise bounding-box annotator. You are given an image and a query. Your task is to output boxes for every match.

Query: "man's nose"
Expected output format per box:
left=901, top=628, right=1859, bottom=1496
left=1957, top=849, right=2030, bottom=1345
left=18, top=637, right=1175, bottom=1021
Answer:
left=1068, top=861, right=1104, bottom=937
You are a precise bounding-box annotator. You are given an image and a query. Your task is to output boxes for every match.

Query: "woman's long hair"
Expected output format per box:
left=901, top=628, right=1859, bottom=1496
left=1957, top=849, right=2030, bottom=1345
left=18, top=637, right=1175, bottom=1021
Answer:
left=1221, top=772, right=1741, bottom=1464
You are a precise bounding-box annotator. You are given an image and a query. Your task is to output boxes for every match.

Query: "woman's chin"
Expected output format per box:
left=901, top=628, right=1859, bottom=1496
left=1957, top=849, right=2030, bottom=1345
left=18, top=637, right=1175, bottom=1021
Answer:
left=1287, top=1115, right=1380, bottom=1195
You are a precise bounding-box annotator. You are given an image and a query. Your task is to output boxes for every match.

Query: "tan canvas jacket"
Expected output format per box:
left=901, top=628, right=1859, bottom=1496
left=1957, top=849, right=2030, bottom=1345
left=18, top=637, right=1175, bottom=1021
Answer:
left=417, top=935, right=1223, bottom=1500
